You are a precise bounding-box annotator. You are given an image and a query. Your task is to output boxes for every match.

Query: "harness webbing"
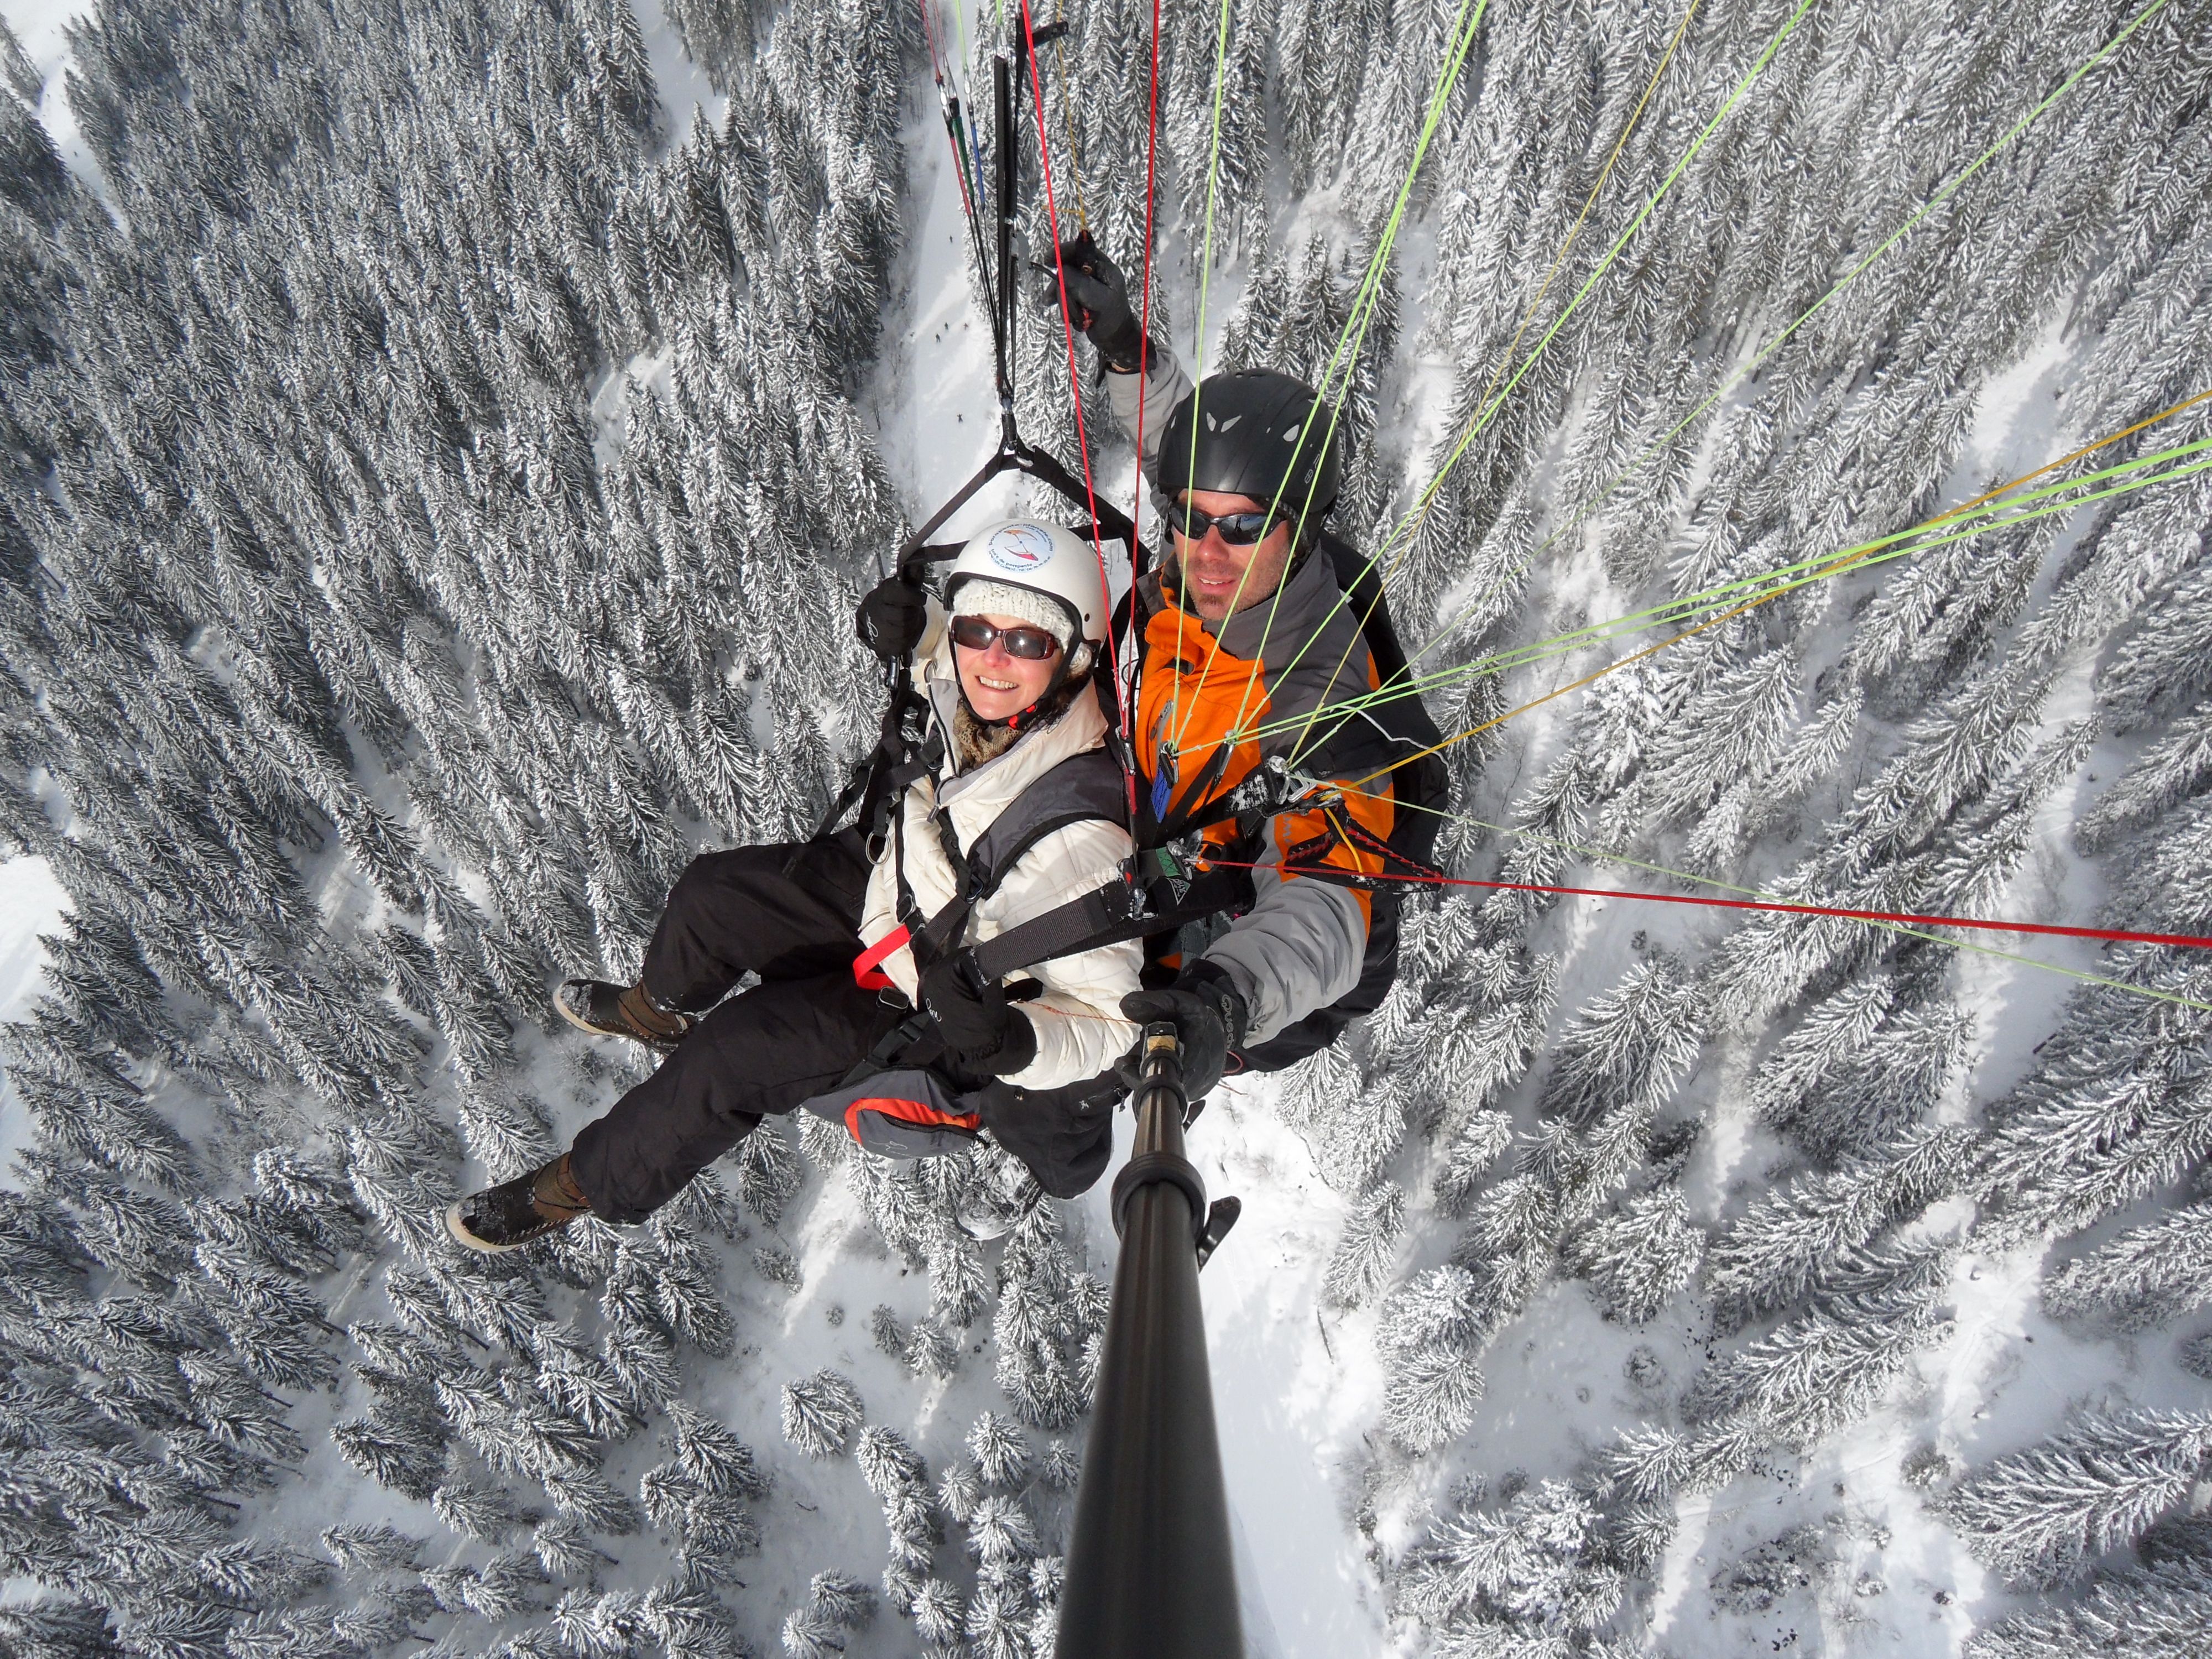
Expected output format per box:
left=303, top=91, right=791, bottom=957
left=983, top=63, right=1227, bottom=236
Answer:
left=853, top=924, right=907, bottom=989
left=964, top=878, right=1168, bottom=987
left=876, top=741, right=1133, bottom=984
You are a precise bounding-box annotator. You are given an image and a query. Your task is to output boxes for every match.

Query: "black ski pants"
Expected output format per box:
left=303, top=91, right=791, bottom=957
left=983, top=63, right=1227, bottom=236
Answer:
left=567, top=832, right=904, bottom=1224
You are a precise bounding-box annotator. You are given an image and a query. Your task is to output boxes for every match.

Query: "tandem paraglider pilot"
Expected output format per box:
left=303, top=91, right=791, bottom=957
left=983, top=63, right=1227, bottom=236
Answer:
left=447, top=224, right=1443, bottom=1252
left=448, top=524, right=1145, bottom=1250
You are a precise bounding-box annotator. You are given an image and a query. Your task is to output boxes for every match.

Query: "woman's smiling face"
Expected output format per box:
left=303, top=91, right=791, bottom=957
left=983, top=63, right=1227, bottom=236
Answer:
left=954, top=613, right=1060, bottom=721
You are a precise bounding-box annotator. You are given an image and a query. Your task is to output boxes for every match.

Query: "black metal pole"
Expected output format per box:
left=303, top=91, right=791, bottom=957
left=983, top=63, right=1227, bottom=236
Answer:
left=1057, top=1026, right=1244, bottom=1659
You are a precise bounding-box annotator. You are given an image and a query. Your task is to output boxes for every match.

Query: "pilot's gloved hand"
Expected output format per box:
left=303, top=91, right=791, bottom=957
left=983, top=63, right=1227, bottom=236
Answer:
left=1120, top=958, right=1246, bottom=1102
left=1039, top=232, right=1148, bottom=373
left=856, top=574, right=930, bottom=663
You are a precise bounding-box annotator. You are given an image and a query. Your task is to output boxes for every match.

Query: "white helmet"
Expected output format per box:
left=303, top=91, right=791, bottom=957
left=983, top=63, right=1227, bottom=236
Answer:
left=941, top=519, right=1110, bottom=648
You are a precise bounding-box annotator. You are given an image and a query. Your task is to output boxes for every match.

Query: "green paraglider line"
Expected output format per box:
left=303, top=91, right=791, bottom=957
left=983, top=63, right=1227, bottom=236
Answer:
left=1391, top=0, right=2184, bottom=692
left=1181, top=0, right=1494, bottom=755
left=1194, top=436, right=2212, bottom=756
left=1213, top=0, right=1496, bottom=748
left=1253, top=0, right=1822, bottom=740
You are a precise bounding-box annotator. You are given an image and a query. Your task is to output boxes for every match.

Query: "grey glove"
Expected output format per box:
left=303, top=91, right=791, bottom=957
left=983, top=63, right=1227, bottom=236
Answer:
left=1039, top=231, right=1148, bottom=373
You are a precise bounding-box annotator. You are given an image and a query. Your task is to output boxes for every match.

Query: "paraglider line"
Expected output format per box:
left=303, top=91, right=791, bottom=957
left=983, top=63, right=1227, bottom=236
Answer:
left=1019, top=0, right=1126, bottom=741
left=1193, top=857, right=2212, bottom=956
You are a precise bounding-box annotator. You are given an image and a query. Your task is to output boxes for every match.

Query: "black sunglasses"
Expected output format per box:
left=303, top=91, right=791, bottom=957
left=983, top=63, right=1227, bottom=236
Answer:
left=1167, top=498, right=1283, bottom=546
left=950, top=614, right=1062, bottom=660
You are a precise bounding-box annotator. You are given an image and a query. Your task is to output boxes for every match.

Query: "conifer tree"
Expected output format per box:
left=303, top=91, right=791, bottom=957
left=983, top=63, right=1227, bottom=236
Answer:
left=1947, top=1411, right=2212, bottom=1588
left=1704, top=1125, right=1971, bottom=1332
left=1569, top=1187, right=1704, bottom=1325
left=780, top=1370, right=864, bottom=1460
left=1323, top=1181, right=1408, bottom=1308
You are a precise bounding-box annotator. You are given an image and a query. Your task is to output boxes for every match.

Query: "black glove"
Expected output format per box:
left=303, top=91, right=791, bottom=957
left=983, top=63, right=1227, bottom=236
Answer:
left=920, top=957, right=1038, bottom=1077
left=1120, top=958, right=1248, bottom=1103
left=856, top=575, right=929, bottom=662
left=1038, top=232, right=1147, bottom=373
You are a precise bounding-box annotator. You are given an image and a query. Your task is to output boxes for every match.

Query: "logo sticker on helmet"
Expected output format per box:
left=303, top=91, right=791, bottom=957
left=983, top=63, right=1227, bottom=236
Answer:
left=985, top=523, right=1056, bottom=572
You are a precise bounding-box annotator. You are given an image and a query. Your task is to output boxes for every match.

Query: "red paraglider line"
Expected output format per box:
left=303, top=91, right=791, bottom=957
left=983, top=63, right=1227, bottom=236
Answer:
left=1018, top=0, right=1131, bottom=773
left=1196, top=858, right=2212, bottom=952
left=916, top=0, right=942, bottom=80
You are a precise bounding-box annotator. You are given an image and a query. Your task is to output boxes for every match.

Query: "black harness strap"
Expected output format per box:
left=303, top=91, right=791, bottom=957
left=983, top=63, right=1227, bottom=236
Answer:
left=838, top=1009, right=937, bottom=1089
left=800, top=682, right=933, bottom=864
left=891, top=809, right=958, bottom=974
left=891, top=746, right=1133, bottom=983
left=964, top=862, right=1251, bottom=983
left=1155, top=742, right=1234, bottom=843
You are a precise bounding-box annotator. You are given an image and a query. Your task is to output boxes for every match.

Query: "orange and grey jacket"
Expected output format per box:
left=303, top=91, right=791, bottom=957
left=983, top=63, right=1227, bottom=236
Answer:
left=1110, top=347, right=1404, bottom=1057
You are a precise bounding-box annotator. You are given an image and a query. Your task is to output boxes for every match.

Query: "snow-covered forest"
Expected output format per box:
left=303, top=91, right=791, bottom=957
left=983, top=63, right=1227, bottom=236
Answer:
left=1, top=0, right=2209, bottom=1654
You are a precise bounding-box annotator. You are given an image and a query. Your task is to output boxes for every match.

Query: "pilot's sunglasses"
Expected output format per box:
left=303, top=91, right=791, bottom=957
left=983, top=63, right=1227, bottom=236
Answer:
left=1167, top=498, right=1282, bottom=546
left=950, top=614, right=1062, bottom=660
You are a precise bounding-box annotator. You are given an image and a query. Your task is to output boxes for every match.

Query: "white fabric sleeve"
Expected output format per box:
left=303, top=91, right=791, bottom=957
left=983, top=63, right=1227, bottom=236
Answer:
left=1104, top=344, right=1193, bottom=496
left=982, top=820, right=1144, bottom=1089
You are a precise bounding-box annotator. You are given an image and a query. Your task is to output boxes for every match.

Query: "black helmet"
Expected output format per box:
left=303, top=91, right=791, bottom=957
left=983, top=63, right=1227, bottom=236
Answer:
left=1157, top=369, right=1342, bottom=527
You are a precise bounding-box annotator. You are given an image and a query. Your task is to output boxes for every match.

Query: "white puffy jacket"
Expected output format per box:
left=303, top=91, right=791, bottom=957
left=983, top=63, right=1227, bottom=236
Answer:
left=858, top=633, right=1142, bottom=1091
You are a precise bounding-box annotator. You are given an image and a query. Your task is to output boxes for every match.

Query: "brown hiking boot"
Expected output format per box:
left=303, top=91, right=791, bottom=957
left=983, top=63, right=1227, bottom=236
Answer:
left=554, top=979, right=694, bottom=1051
left=445, top=1152, right=594, bottom=1253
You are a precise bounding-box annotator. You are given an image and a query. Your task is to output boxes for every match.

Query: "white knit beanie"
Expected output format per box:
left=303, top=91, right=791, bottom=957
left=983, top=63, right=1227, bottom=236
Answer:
left=949, top=577, right=1077, bottom=653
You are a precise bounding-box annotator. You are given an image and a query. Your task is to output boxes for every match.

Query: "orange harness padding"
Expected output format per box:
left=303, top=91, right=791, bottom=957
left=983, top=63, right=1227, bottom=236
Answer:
left=1135, top=602, right=1393, bottom=926
left=802, top=1061, right=988, bottom=1160
left=844, top=1093, right=982, bottom=1141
